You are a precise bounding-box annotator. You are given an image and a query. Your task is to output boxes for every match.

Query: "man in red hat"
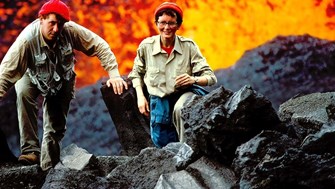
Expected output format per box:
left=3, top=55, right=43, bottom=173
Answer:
left=129, top=2, right=217, bottom=148
left=0, top=0, right=127, bottom=171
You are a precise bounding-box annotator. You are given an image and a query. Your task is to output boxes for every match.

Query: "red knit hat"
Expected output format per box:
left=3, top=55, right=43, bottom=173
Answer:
left=39, top=0, right=70, bottom=21
left=154, top=2, right=183, bottom=19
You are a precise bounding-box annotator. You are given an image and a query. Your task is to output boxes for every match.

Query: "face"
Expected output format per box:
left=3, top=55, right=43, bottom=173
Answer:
left=40, top=13, right=65, bottom=43
left=156, top=13, right=180, bottom=40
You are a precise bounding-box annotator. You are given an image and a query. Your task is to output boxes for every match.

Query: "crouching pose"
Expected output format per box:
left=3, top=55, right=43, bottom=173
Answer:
left=128, top=2, right=217, bottom=148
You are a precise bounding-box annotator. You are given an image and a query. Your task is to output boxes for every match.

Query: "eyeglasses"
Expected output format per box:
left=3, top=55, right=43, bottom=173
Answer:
left=156, top=21, right=178, bottom=28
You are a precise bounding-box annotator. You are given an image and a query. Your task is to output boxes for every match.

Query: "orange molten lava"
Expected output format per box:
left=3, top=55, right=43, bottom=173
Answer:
left=1, top=0, right=335, bottom=88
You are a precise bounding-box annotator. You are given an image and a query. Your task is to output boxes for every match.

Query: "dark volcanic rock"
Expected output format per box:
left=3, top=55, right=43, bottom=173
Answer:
left=0, top=128, right=16, bottom=162
left=182, top=85, right=281, bottom=165
left=2, top=88, right=335, bottom=188
left=212, top=34, right=335, bottom=110
left=0, top=163, right=47, bottom=189
left=155, top=156, right=237, bottom=189
left=100, top=77, right=154, bottom=156
left=232, top=91, right=335, bottom=189
left=0, top=87, right=19, bottom=157
left=232, top=124, right=335, bottom=189
left=278, top=92, right=335, bottom=141
left=107, top=146, right=177, bottom=188
left=64, top=80, right=121, bottom=156
left=1, top=35, right=335, bottom=188
left=0, top=79, right=121, bottom=158
left=279, top=92, right=335, bottom=130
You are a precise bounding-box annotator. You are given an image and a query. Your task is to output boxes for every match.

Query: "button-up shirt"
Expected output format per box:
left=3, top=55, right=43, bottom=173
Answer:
left=0, top=19, right=120, bottom=97
left=128, top=35, right=217, bottom=98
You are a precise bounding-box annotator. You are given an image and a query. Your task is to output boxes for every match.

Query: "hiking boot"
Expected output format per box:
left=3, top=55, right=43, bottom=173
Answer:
left=18, top=152, right=40, bottom=165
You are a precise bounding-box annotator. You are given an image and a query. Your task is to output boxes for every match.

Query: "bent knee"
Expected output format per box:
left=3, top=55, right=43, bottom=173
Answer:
left=150, top=123, right=178, bottom=148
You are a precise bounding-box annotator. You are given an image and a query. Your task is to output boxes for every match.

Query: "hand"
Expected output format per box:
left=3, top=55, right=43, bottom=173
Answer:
left=106, top=76, right=128, bottom=95
left=137, top=95, right=150, bottom=117
left=175, top=73, right=195, bottom=88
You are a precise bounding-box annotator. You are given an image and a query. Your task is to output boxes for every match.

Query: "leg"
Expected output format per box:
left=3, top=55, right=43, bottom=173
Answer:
left=172, top=92, right=196, bottom=143
left=15, top=74, right=41, bottom=157
left=40, top=79, right=75, bottom=170
left=150, top=122, right=178, bottom=148
left=149, top=96, right=178, bottom=148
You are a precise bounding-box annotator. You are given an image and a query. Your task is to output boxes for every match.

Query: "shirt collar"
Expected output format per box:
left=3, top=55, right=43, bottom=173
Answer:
left=152, top=35, right=183, bottom=55
left=152, top=35, right=161, bottom=55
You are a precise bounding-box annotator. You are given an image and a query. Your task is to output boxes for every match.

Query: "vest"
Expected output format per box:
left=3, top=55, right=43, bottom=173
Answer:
left=25, top=21, right=75, bottom=96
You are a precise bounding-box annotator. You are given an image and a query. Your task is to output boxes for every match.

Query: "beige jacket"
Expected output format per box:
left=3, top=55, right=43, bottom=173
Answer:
left=0, top=19, right=120, bottom=96
left=128, top=35, right=217, bottom=98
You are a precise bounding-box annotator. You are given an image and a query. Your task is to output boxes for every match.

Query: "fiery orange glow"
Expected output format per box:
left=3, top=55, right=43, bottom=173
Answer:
left=1, top=0, right=335, bottom=88
left=181, top=0, right=335, bottom=72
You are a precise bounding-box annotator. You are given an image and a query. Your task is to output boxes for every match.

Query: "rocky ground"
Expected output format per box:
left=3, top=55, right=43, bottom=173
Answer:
left=1, top=34, right=335, bottom=188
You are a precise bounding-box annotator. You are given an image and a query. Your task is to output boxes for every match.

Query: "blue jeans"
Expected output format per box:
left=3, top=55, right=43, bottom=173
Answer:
left=150, top=122, right=178, bottom=148
left=149, top=96, right=178, bottom=148
left=149, top=85, right=208, bottom=148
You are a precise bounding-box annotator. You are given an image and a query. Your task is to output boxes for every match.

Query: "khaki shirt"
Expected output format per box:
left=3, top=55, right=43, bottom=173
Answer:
left=0, top=19, right=120, bottom=97
left=128, top=35, right=217, bottom=98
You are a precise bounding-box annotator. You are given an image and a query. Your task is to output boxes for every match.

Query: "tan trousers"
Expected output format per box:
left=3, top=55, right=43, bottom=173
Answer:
left=15, top=74, right=74, bottom=170
left=172, top=92, right=196, bottom=143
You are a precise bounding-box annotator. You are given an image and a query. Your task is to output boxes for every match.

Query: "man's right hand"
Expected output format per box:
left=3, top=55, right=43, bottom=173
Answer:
left=106, top=76, right=128, bottom=95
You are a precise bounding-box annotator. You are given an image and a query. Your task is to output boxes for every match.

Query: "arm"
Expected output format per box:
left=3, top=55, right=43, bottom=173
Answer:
left=175, top=73, right=208, bottom=87
left=0, top=38, right=29, bottom=98
left=190, top=42, right=217, bottom=86
left=66, top=21, right=127, bottom=94
left=128, top=46, right=149, bottom=116
left=134, top=85, right=149, bottom=116
left=175, top=41, right=217, bottom=87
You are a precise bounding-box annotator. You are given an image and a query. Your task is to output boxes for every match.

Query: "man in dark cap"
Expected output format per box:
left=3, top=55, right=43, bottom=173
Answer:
left=129, top=2, right=217, bottom=148
left=0, top=0, right=127, bottom=171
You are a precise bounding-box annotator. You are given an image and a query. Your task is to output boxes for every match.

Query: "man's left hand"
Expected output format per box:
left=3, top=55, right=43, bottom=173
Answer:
left=106, top=77, right=128, bottom=95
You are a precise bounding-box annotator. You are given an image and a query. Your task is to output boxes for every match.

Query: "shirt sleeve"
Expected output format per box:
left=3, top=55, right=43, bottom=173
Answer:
left=128, top=45, right=146, bottom=88
left=0, top=38, right=28, bottom=97
left=66, top=21, right=121, bottom=78
left=190, top=42, right=217, bottom=86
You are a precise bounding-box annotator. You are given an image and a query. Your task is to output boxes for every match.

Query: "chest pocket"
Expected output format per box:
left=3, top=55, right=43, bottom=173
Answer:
left=147, top=67, right=160, bottom=87
left=28, top=52, right=56, bottom=95
left=34, top=53, right=50, bottom=83
left=59, top=43, right=75, bottom=81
